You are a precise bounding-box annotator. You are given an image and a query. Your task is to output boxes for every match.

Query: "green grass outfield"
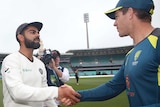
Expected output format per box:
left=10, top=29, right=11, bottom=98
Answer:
left=0, top=76, right=129, bottom=107
left=64, top=76, right=129, bottom=107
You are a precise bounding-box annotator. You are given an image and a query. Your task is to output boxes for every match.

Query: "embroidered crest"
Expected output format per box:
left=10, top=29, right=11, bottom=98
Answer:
left=132, top=50, right=142, bottom=66
left=134, top=50, right=141, bottom=61
left=39, top=68, right=43, bottom=75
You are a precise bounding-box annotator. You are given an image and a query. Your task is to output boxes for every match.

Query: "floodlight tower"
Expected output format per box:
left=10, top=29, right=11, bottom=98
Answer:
left=84, top=13, right=89, bottom=49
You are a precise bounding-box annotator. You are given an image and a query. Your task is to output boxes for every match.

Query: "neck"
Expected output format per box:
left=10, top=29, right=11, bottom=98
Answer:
left=19, top=47, right=34, bottom=61
left=130, top=23, right=154, bottom=45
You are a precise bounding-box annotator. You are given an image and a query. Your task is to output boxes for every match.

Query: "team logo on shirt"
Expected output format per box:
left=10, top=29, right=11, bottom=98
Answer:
left=132, top=50, right=142, bottom=66
left=39, top=68, right=43, bottom=75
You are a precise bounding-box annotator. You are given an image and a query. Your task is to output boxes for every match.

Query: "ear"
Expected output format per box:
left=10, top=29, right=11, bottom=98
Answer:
left=128, top=8, right=134, bottom=19
left=17, top=34, right=24, bottom=42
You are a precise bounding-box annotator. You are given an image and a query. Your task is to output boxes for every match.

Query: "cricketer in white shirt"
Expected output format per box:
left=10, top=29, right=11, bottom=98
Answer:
left=1, top=52, right=58, bottom=107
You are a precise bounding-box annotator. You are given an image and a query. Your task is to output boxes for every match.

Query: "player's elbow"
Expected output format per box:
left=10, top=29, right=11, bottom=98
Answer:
left=12, top=94, right=25, bottom=103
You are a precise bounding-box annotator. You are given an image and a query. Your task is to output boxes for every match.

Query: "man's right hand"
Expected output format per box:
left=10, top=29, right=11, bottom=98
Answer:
left=58, top=84, right=81, bottom=106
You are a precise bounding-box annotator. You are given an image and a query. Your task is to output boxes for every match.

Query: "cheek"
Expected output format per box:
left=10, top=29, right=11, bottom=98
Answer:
left=55, top=58, right=60, bottom=62
left=118, top=18, right=128, bottom=29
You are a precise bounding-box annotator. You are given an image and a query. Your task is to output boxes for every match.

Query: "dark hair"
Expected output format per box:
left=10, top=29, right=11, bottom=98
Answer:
left=120, top=7, right=129, bottom=15
left=52, top=50, right=61, bottom=57
left=133, top=8, right=152, bottom=22
left=120, top=7, right=152, bottom=22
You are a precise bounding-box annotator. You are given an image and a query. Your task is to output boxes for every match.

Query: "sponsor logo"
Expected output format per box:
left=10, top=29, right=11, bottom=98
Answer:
left=22, top=69, right=32, bottom=72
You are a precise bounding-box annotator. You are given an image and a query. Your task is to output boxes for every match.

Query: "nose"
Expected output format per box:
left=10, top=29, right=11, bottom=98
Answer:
left=113, top=20, right=117, bottom=26
left=35, top=33, right=40, bottom=40
left=37, top=32, right=40, bottom=37
left=36, top=31, right=40, bottom=35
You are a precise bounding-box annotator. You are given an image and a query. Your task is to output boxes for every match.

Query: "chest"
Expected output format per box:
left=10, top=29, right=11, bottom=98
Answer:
left=124, top=42, right=159, bottom=78
left=20, top=60, right=45, bottom=86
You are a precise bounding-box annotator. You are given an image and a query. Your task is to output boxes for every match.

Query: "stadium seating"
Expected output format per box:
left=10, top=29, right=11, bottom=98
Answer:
left=0, top=45, right=134, bottom=77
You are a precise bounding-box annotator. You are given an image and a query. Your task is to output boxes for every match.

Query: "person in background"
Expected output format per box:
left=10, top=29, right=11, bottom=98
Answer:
left=51, top=50, right=70, bottom=86
left=62, top=0, right=160, bottom=106
left=41, top=49, right=70, bottom=107
left=74, top=67, right=79, bottom=85
left=1, top=21, right=80, bottom=107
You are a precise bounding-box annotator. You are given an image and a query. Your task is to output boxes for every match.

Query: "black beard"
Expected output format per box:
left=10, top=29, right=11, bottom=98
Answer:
left=24, top=37, right=40, bottom=49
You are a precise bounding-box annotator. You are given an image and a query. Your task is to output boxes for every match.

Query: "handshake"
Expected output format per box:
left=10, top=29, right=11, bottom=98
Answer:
left=58, top=84, right=81, bottom=106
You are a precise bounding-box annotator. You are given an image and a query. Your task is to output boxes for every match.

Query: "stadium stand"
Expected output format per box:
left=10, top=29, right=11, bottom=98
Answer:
left=0, top=45, right=133, bottom=77
left=61, top=45, right=133, bottom=76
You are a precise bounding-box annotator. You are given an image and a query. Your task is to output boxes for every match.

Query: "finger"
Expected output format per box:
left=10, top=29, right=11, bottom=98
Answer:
left=68, top=94, right=80, bottom=103
left=61, top=98, right=72, bottom=106
left=60, top=84, right=68, bottom=88
left=60, top=97, right=66, bottom=103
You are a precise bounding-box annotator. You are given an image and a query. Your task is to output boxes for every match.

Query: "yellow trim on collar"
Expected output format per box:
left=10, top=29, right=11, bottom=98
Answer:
left=148, top=35, right=158, bottom=49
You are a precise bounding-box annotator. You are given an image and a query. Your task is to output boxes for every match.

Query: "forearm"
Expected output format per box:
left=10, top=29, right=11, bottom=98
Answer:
left=78, top=64, right=126, bottom=102
left=44, top=99, right=57, bottom=107
left=3, top=69, right=57, bottom=102
left=78, top=79, right=125, bottom=102
left=8, top=83, right=58, bottom=102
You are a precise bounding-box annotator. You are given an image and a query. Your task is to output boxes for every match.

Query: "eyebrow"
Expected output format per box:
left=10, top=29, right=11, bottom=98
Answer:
left=28, top=29, right=39, bottom=33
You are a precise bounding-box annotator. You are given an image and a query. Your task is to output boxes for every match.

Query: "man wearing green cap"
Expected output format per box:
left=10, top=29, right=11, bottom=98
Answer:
left=62, top=0, right=160, bottom=106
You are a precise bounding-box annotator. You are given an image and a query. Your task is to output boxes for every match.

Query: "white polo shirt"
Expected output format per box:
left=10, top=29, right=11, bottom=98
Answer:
left=1, top=52, right=58, bottom=107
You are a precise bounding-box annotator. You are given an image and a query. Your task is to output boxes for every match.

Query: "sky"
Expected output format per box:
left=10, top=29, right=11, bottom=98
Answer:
left=0, top=0, right=160, bottom=54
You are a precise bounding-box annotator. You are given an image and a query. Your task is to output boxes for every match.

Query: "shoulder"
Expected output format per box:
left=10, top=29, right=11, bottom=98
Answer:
left=3, top=52, right=21, bottom=63
left=61, top=66, right=69, bottom=71
left=151, top=28, right=160, bottom=37
left=1, top=52, right=24, bottom=71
